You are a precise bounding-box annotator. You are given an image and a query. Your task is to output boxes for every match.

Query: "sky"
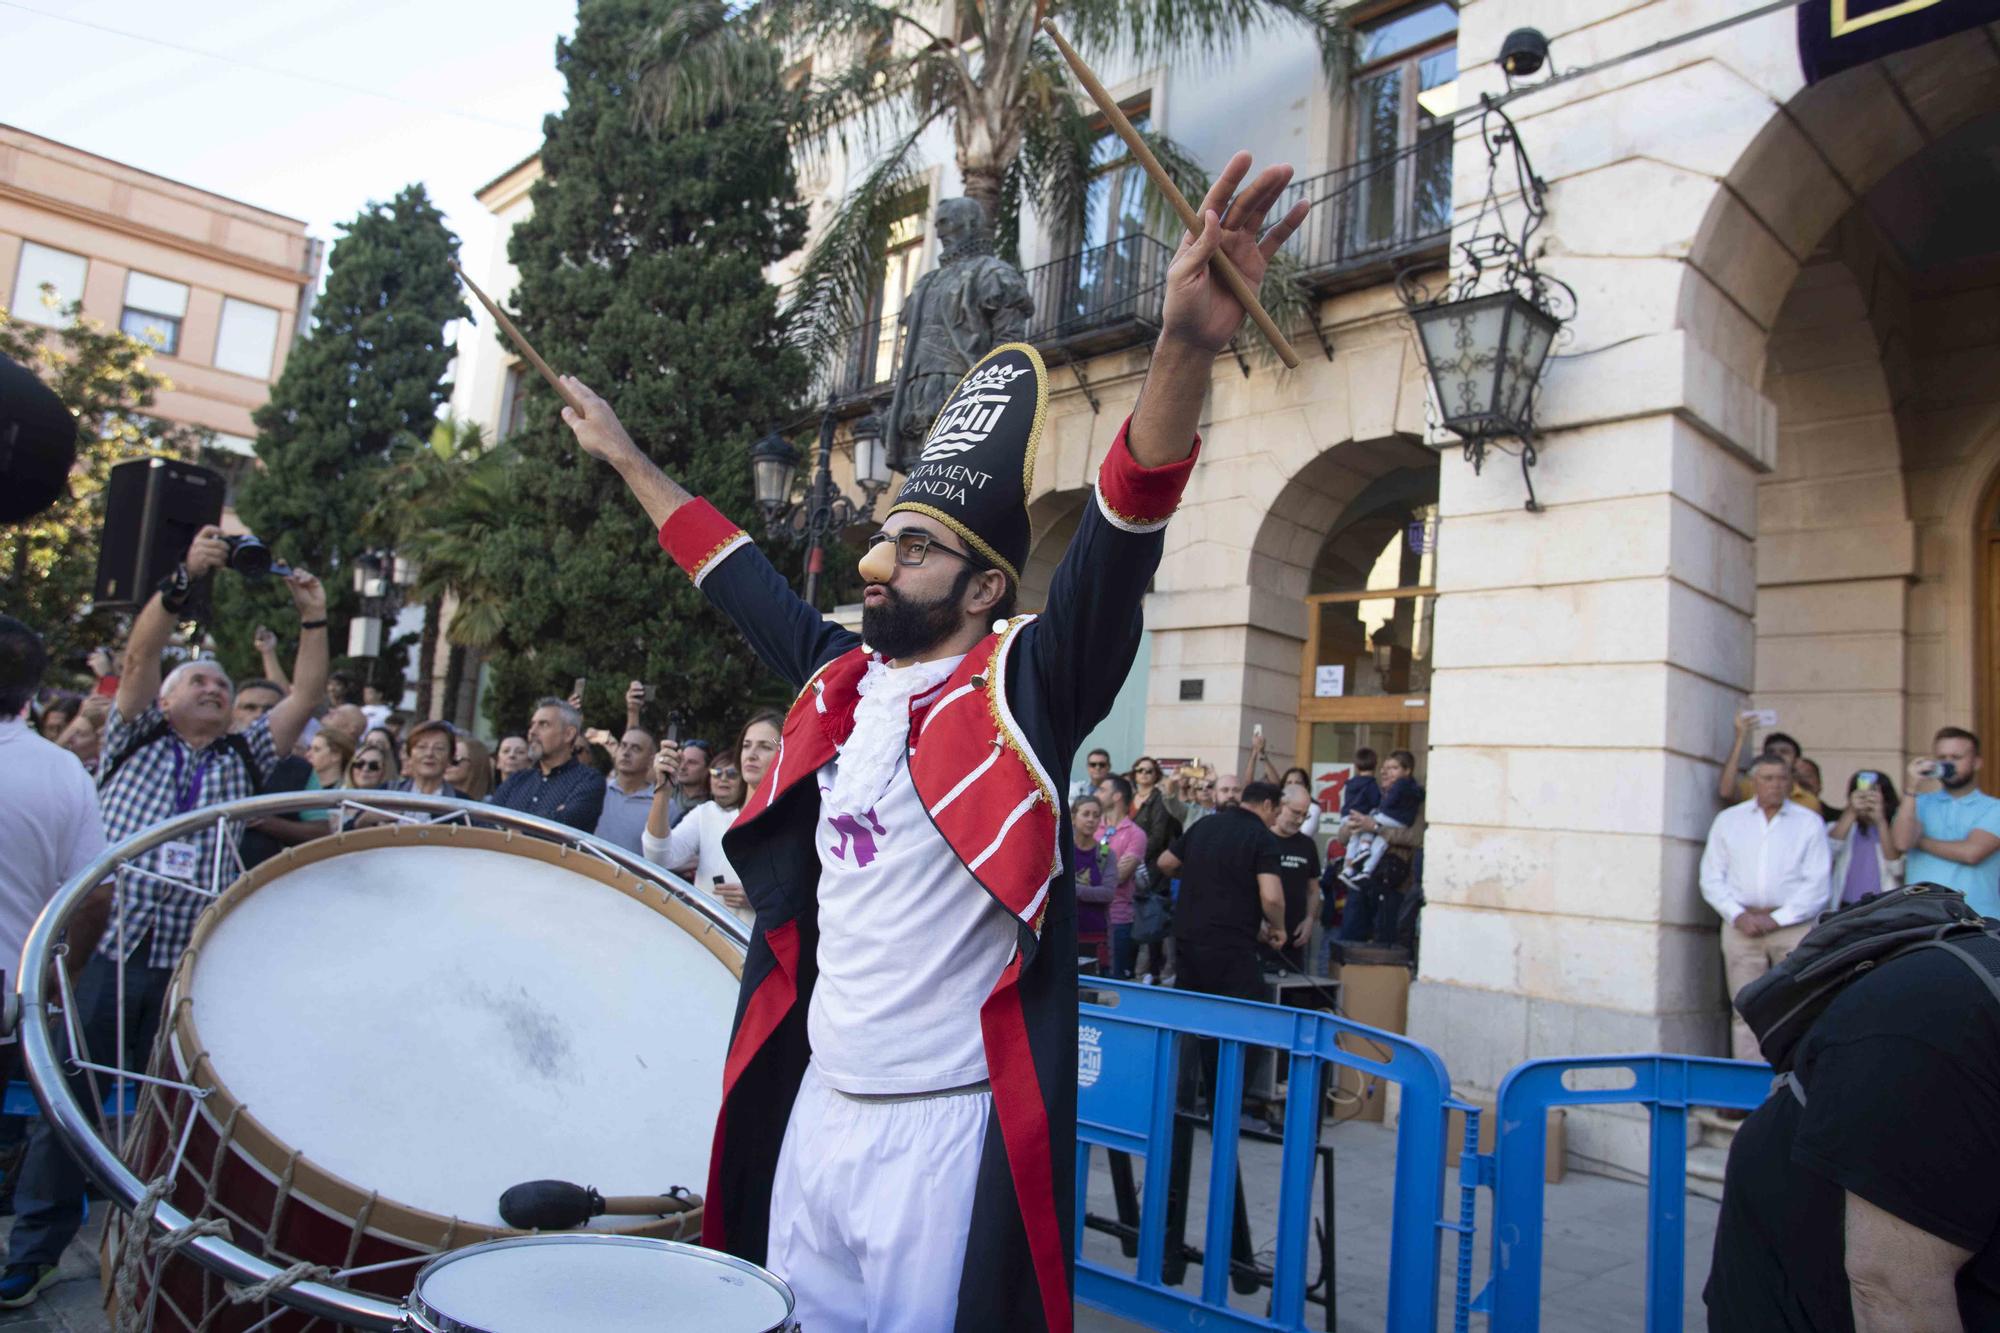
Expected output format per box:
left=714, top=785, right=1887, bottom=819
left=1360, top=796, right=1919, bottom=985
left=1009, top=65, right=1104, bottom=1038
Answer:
left=1, top=0, right=579, bottom=285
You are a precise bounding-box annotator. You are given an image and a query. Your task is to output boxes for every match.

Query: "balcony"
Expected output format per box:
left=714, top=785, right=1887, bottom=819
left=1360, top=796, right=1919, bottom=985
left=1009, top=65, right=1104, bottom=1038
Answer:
left=815, top=232, right=1174, bottom=412
left=1277, top=140, right=1452, bottom=293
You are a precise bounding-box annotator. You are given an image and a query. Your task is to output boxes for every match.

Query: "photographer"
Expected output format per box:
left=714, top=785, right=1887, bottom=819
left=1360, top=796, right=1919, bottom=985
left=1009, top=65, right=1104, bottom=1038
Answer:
left=1894, top=727, right=2000, bottom=919
left=1827, top=771, right=1903, bottom=910
left=0, top=525, right=326, bottom=1308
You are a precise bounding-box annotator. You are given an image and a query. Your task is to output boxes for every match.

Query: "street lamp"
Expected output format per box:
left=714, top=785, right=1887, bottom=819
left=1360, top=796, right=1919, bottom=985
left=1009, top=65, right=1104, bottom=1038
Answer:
left=754, top=397, right=887, bottom=605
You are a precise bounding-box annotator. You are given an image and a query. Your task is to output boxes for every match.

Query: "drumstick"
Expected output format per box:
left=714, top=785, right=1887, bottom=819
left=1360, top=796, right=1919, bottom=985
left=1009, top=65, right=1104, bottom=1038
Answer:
left=449, top=262, right=587, bottom=416
left=1038, top=20, right=1301, bottom=369
left=499, top=1178, right=699, bottom=1231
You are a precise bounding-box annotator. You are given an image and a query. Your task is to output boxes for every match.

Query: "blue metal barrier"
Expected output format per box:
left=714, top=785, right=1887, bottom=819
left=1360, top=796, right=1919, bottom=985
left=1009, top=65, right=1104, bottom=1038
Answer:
left=1467, top=1054, right=1774, bottom=1333
left=1076, top=979, right=1462, bottom=1332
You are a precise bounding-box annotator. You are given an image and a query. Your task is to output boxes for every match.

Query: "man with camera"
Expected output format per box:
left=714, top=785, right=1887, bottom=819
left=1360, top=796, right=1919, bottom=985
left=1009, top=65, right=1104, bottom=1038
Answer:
left=0, top=526, right=327, bottom=1309
left=1895, top=726, right=2000, bottom=919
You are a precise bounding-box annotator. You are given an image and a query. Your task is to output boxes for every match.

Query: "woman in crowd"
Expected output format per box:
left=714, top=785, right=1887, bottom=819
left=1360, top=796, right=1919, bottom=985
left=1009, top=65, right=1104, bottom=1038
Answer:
left=643, top=711, right=780, bottom=924
left=1127, top=756, right=1183, bottom=982
left=362, top=727, right=402, bottom=781
left=391, top=720, right=460, bottom=798
left=446, top=735, right=495, bottom=801
left=55, top=695, right=110, bottom=773
left=348, top=744, right=392, bottom=791
left=1250, top=730, right=1323, bottom=837
left=1070, top=793, right=1116, bottom=972
left=1827, top=770, right=1902, bottom=909
left=496, top=734, right=533, bottom=781
left=36, top=694, right=78, bottom=742
left=250, top=725, right=354, bottom=846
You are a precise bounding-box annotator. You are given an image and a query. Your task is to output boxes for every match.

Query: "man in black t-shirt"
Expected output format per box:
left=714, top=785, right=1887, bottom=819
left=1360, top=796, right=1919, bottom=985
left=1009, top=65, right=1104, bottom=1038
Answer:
left=1706, top=939, right=2000, bottom=1331
left=1157, top=780, right=1288, bottom=1005
left=1269, top=787, right=1320, bottom=973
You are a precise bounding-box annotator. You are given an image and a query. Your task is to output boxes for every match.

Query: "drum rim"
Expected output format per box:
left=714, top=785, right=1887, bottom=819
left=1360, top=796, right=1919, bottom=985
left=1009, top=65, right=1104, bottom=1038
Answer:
left=16, top=790, right=750, bottom=1331
left=163, top=820, right=740, bottom=1250
left=404, top=1234, right=796, bottom=1333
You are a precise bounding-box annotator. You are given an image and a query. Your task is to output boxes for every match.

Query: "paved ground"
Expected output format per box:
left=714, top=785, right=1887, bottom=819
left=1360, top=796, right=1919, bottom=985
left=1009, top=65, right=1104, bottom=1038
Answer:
left=0, top=1120, right=1716, bottom=1331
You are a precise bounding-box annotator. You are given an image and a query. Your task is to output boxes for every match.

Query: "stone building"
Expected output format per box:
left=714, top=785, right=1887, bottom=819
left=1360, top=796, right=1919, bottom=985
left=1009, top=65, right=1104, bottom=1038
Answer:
left=0, top=124, right=322, bottom=454
left=450, top=2, right=2000, bottom=1169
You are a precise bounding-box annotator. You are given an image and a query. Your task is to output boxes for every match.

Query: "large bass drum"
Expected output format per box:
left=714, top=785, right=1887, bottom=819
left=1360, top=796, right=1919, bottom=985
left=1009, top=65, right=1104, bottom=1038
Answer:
left=92, top=810, right=744, bottom=1330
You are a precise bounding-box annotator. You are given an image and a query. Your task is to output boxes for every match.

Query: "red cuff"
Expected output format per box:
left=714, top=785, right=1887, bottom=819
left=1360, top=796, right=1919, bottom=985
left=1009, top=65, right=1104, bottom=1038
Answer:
left=659, top=499, right=751, bottom=586
left=1095, top=414, right=1198, bottom=533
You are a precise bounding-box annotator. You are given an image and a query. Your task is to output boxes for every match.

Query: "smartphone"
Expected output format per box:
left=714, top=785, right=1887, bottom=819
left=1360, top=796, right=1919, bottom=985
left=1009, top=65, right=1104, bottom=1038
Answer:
left=572, top=676, right=587, bottom=700
left=1253, top=723, right=1264, bottom=742
left=1855, top=771, right=1877, bottom=790
left=642, top=683, right=656, bottom=705
left=1749, top=708, right=1778, bottom=728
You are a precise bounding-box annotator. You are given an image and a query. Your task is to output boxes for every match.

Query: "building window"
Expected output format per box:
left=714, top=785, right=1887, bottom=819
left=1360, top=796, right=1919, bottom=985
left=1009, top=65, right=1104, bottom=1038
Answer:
left=11, top=242, right=88, bottom=327
left=1348, top=1, right=1457, bottom=254
left=498, top=364, right=530, bottom=440
left=864, top=202, right=927, bottom=388
left=1083, top=101, right=1151, bottom=250
left=120, top=272, right=190, bottom=355
left=214, top=297, right=281, bottom=378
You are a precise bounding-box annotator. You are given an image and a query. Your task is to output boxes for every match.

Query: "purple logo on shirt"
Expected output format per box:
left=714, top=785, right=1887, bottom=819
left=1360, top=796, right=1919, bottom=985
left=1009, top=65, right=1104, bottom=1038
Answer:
left=827, top=807, right=888, bottom=867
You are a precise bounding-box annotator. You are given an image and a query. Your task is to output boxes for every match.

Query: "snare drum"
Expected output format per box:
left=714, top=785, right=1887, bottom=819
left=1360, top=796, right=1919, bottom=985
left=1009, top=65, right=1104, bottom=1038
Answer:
left=117, top=822, right=745, bottom=1331
left=404, top=1235, right=796, bottom=1332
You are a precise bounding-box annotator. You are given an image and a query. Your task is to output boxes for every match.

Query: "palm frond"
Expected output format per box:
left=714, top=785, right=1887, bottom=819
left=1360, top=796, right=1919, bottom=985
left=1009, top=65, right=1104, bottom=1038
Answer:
left=1054, top=0, right=1350, bottom=82
left=1132, top=129, right=1211, bottom=242
left=1248, top=247, right=1312, bottom=365
left=630, top=0, right=788, bottom=134
left=779, top=121, right=933, bottom=372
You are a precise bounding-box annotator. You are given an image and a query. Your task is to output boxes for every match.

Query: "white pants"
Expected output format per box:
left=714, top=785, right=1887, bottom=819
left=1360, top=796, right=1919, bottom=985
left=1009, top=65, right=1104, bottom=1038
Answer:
left=767, top=1064, right=992, bottom=1333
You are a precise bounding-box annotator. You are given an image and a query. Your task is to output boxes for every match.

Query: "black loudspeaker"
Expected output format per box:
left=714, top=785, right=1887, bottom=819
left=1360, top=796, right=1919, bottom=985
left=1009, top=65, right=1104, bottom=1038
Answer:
left=93, top=457, right=226, bottom=611
left=0, top=352, right=78, bottom=523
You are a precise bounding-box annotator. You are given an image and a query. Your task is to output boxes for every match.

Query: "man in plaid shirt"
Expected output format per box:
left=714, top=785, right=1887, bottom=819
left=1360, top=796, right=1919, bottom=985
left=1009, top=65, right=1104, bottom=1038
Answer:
left=0, top=525, right=328, bottom=1309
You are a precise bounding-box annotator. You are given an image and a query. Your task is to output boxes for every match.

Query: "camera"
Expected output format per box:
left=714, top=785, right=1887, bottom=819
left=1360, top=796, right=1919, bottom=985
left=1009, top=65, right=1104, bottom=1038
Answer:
left=221, top=533, right=290, bottom=580
left=1935, top=760, right=1958, bottom=783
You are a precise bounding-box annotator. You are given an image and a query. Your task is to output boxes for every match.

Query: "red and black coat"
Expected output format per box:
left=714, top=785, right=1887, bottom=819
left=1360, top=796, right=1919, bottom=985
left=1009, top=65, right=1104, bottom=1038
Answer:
left=657, top=416, right=1195, bottom=1332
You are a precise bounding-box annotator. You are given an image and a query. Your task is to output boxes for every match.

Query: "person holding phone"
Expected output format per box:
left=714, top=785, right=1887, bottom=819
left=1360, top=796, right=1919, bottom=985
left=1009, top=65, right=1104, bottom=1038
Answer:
left=1827, top=771, right=1903, bottom=910
left=1718, top=709, right=1821, bottom=813
left=1895, top=726, right=2000, bottom=918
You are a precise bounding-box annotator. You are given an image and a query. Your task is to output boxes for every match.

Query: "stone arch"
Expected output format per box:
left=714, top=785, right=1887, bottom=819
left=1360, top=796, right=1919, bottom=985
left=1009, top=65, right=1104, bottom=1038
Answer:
left=1020, top=488, right=1091, bottom=610
left=1680, top=28, right=2000, bottom=373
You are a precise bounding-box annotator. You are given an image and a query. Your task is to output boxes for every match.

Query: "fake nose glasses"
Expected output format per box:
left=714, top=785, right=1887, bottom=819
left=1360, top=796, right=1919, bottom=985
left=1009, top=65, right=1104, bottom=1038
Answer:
left=856, top=538, right=898, bottom=585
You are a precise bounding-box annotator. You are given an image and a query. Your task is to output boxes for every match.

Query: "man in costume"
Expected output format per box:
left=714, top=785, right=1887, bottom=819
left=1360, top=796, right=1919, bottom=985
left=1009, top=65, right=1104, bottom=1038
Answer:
left=559, top=151, right=1306, bottom=1333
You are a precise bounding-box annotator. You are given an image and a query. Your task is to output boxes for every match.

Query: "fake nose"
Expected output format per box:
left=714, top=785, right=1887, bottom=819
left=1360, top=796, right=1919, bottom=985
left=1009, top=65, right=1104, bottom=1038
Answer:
left=857, top=538, right=897, bottom=585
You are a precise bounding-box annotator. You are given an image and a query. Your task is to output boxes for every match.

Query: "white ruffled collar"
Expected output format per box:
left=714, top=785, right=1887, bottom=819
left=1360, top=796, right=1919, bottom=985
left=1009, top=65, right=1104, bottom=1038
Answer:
left=824, top=652, right=963, bottom=818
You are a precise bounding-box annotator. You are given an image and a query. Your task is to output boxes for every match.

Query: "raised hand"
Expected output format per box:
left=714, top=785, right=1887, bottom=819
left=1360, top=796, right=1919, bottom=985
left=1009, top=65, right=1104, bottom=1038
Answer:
left=1161, top=151, right=1310, bottom=355
left=284, top=570, right=327, bottom=621
left=186, top=524, right=228, bottom=577
left=559, top=376, right=639, bottom=465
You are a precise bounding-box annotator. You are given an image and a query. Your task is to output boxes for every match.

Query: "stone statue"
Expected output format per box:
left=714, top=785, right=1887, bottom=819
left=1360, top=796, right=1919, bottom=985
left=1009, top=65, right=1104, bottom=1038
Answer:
left=882, top=198, right=1034, bottom=469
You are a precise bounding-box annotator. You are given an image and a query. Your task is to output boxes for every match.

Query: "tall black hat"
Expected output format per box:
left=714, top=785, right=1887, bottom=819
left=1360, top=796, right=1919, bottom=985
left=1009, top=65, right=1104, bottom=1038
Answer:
left=0, top=352, right=77, bottom=524
left=884, top=342, right=1045, bottom=585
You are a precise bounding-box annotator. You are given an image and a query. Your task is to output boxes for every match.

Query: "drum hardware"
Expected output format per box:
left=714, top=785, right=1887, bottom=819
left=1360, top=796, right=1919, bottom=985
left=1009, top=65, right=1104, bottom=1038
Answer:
left=498, top=1180, right=700, bottom=1231
left=17, top=792, right=749, bottom=1331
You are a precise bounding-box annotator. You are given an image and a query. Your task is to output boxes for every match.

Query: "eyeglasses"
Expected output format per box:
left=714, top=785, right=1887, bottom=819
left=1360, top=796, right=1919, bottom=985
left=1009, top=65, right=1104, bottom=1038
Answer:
left=865, top=530, right=977, bottom=569
left=710, top=766, right=742, bottom=780
left=680, top=739, right=711, bottom=755
left=352, top=760, right=384, bottom=773
left=1087, top=758, right=1110, bottom=768
left=1135, top=766, right=1159, bottom=777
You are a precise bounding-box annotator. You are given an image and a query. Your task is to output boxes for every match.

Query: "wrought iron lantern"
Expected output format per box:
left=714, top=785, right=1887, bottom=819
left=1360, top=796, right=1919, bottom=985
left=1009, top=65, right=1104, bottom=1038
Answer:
left=1400, top=96, right=1575, bottom=512
left=750, top=427, right=802, bottom=520
left=850, top=410, right=892, bottom=496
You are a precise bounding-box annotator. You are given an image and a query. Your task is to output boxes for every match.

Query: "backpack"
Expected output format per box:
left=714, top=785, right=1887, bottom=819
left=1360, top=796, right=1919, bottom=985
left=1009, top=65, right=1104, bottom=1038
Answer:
left=98, top=717, right=269, bottom=793
left=1734, top=882, right=2000, bottom=1072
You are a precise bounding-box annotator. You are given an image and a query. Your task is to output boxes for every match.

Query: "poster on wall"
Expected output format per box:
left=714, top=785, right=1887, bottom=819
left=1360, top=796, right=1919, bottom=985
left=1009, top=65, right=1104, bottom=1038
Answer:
left=1314, top=665, right=1346, bottom=697
left=1311, top=763, right=1355, bottom=815
left=1797, top=0, right=2000, bottom=83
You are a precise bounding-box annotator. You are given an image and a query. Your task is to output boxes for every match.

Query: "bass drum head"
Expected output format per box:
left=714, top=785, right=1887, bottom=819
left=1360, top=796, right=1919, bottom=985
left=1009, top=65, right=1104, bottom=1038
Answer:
left=407, top=1235, right=795, bottom=1333
left=175, top=824, right=742, bottom=1238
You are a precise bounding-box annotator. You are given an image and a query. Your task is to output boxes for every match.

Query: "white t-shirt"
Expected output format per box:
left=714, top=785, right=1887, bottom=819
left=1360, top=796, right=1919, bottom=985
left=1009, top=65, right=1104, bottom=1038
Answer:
left=641, top=799, right=748, bottom=923
left=807, top=752, right=1019, bottom=1095
left=0, top=718, right=106, bottom=1026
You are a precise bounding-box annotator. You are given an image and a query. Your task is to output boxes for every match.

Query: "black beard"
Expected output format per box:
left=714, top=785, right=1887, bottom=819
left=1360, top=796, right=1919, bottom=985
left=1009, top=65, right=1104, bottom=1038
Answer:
left=862, top=569, right=972, bottom=660
left=1945, top=771, right=1977, bottom=791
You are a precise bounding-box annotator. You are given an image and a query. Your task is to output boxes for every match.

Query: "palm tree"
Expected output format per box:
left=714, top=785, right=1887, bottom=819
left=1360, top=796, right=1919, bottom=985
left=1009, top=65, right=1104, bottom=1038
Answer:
left=364, top=417, right=525, bottom=728
left=632, top=0, right=1347, bottom=365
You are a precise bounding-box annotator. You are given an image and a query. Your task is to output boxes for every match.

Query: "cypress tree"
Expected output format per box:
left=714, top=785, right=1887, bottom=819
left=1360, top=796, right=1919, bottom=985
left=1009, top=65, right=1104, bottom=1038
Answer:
left=230, top=185, right=464, bottom=681
left=483, top=0, right=808, bottom=737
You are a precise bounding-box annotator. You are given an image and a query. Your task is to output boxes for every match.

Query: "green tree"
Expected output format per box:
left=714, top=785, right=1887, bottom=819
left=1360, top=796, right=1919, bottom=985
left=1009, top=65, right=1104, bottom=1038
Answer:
left=233, top=183, right=466, bottom=675
left=0, top=302, right=208, bottom=671
left=482, top=0, right=810, bottom=739
left=633, top=0, right=1345, bottom=360
left=362, top=415, right=525, bottom=727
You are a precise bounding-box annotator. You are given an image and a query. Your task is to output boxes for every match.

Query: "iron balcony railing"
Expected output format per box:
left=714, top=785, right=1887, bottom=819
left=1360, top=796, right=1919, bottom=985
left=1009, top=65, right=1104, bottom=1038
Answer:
left=1277, top=137, right=1453, bottom=284
left=815, top=232, right=1173, bottom=407
left=1022, top=232, right=1173, bottom=352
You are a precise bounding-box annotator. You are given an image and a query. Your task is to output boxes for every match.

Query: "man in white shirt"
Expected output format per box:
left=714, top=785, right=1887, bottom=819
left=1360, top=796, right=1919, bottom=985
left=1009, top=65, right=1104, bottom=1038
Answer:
left=0, top=617, right=105, bottom=1292
left=1699, top=752, right=1832, bottom=1062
